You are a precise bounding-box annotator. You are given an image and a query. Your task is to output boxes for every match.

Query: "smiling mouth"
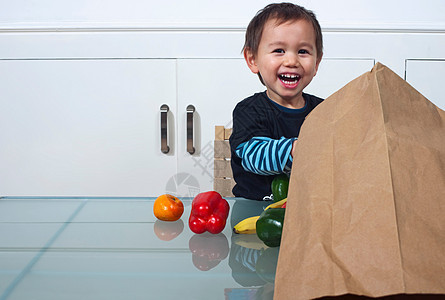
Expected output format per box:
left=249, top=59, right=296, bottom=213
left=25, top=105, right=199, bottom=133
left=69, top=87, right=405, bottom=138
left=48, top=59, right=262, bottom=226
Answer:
left=278, top=74, right=300, bottom=86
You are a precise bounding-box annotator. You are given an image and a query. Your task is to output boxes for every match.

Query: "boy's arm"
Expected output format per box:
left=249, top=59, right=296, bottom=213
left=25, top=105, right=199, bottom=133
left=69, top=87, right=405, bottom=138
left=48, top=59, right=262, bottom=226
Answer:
left=235, top=136, right=297, bottom=175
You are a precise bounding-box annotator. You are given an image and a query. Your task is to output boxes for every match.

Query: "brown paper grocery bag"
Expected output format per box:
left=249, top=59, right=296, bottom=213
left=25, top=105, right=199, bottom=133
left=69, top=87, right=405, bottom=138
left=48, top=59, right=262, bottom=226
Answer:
left=274, top=63, right=445, bottom=299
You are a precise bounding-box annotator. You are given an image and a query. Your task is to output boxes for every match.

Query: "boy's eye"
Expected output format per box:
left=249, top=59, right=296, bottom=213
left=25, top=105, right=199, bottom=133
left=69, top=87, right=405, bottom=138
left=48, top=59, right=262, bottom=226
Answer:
left=298, top=49, right=309, bottom=54
left=273, top=49, right=285, bottom=54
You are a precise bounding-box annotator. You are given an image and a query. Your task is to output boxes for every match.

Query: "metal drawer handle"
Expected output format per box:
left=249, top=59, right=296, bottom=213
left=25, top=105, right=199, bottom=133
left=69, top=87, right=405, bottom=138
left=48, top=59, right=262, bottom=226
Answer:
left=160, top=104, right=170, bottom=154
left=186, top=105, right=195, bottom=155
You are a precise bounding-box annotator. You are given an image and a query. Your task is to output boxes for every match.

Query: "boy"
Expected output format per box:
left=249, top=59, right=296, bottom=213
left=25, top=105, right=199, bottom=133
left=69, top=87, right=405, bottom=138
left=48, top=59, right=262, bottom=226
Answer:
left=229, top=3, right=324, bottom=200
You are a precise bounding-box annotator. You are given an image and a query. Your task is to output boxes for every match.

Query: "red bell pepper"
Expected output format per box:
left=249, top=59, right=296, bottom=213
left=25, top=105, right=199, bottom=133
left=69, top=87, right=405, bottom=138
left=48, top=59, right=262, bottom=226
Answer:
left=189, top=191, right=230, bottom=234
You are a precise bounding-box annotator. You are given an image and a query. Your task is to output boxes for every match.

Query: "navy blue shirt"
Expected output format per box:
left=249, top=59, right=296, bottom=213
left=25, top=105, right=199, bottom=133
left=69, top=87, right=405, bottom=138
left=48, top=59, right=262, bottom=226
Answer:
left=229, top=91, right=323, bottom=200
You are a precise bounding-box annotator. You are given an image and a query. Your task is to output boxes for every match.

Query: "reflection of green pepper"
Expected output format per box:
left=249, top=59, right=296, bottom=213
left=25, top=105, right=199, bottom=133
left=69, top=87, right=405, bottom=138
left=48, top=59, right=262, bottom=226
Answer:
left=256, top=208, right=285, bottom=247
left=255, top=247, right=280, bottom=283
left=271, top=174, right=289, bottom=202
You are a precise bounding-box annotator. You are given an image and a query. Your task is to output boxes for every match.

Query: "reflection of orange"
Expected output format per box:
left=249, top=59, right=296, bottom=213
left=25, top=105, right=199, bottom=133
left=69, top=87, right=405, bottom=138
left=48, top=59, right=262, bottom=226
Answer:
left=153, top=194, right=184, bottom=221
left=154, top=219, right=184, bottom=241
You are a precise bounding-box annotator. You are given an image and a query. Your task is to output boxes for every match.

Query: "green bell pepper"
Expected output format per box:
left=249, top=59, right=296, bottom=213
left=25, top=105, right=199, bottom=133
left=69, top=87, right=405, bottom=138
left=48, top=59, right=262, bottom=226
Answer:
left=256, top=208, right=285, bottom=247
left=271, top=174, right=289, bottom=202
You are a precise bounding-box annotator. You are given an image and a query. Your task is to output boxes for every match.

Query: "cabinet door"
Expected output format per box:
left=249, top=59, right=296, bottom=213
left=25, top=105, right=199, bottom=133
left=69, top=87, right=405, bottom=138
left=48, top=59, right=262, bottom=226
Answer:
left=176, top=59, right=263, bottom=194
left=305, top=58, right=376, bottom=98
left=405, top=59, right=445, bottom=110
left=0, top=59, right=176, bottom=197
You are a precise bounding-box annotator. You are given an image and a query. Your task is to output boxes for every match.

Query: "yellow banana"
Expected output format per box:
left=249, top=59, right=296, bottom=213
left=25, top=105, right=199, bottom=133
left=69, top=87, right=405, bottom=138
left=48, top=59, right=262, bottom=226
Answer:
left=264, top=198, right=287, bottom=210
left=233, top=198, right=288, bottom=234
left=233, top=216, right=260, bottom=234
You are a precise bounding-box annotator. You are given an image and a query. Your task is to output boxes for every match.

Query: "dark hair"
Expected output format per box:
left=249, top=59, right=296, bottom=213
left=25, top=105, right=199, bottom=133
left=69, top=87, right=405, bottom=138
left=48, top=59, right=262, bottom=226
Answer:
left=243, top=2, right=323, bottom=59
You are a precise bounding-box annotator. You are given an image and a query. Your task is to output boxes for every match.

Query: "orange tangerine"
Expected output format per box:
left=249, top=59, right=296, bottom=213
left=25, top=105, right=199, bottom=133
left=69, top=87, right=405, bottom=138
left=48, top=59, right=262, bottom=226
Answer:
left=153, top=194, right=184, bottom=221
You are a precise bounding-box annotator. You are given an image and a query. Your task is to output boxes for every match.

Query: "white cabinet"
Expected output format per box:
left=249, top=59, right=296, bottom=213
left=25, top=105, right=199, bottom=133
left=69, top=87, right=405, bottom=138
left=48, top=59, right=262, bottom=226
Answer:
left=175, top=59, right=263, bottom=196
left=0, top=59, right=178, bottom=197
left=0, top=58, right=263, bottom=197
left=405, top=59, right=445, bottom=110
left=306, top=58, right=375, bottom=98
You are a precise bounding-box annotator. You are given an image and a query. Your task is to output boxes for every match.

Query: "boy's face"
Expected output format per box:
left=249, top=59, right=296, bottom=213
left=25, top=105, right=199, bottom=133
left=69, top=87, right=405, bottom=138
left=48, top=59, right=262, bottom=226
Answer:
left=244, top=18, right=322, bottom=107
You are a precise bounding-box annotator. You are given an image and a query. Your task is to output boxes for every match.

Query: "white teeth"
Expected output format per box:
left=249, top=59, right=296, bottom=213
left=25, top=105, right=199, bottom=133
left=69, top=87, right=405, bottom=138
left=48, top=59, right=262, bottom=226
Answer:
left=279, top=74, right=300, bottom=84
left=279, top=74, right=300, bottom=79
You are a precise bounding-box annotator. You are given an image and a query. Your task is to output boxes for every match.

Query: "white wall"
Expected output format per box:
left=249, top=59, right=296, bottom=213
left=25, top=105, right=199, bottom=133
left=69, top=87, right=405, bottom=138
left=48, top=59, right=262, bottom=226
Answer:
left=1, top=0, right=445, bottom=31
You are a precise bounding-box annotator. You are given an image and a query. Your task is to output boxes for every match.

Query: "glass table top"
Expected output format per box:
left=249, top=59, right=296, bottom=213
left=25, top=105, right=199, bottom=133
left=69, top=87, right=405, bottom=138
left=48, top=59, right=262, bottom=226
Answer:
left=0, top=197, right=277, bottom=300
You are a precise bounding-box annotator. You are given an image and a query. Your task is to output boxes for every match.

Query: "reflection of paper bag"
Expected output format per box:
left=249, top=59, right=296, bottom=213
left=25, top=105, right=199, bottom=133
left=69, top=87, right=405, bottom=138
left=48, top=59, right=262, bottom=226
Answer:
left=274, top=63, right=445, bottom=299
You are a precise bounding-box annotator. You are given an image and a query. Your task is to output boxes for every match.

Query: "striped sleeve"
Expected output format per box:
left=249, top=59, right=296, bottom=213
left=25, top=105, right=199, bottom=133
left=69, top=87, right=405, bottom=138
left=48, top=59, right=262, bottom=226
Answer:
left=235, top=136, right=297, bottom=175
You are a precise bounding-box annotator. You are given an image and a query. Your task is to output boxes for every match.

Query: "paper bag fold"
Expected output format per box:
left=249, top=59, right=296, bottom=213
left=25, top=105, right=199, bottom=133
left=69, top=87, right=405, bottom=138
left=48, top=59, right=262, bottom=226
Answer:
left=274, top=63, right=445, bottom=299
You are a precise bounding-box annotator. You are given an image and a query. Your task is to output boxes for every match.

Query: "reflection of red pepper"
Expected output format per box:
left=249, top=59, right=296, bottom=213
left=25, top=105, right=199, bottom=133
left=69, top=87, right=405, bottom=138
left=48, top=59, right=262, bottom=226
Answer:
left=189, top=191, right=230, bottom=234
left=189, top=233, right=229, bottom=271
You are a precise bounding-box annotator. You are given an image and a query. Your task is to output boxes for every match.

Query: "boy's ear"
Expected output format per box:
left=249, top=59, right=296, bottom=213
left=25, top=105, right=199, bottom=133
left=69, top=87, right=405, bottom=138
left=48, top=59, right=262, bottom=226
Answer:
left=243, top=48, right=259, bottom=74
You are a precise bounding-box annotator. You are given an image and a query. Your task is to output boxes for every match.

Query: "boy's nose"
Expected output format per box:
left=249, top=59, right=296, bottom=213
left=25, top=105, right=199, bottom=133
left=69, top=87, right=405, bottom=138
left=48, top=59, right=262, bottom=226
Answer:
left=284, top=53, right=300, bottom=67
